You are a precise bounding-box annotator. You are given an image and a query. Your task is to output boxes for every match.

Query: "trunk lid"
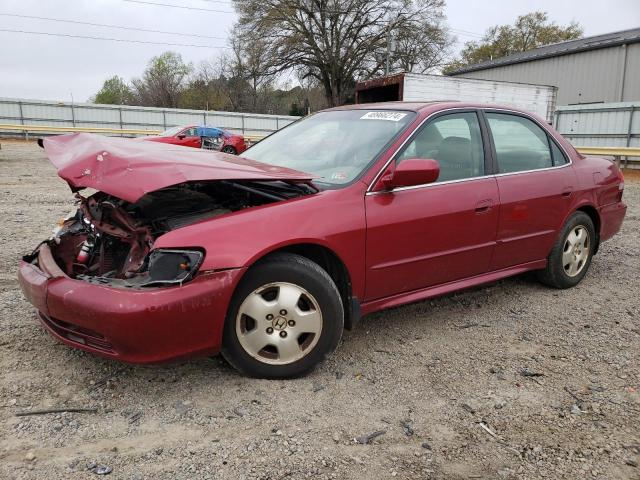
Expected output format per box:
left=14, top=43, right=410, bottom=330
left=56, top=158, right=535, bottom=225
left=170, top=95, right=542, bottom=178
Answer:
left=43, top=133, right=313, bottom=203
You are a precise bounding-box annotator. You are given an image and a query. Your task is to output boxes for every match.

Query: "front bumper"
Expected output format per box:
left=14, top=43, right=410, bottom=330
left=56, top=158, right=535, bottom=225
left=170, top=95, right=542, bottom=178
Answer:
left=18, top=244, right=245, bottom=364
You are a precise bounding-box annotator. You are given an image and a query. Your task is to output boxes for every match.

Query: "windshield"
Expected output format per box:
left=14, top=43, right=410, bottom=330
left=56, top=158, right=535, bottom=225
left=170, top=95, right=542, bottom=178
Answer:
left=160, top=126, right=183, bottom=137
left=242, top=110, right=416, bottom=185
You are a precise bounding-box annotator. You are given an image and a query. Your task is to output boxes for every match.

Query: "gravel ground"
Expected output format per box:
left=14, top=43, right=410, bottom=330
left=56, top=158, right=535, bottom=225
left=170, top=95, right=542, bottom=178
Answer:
left=1, top=140, right=639, bottom=480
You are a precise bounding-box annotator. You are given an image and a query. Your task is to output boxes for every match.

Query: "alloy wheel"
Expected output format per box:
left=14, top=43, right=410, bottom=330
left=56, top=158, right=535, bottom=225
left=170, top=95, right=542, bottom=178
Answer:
left=562, top=225, right=590, bottom=277
left=235, top=282, right=323, bottom=365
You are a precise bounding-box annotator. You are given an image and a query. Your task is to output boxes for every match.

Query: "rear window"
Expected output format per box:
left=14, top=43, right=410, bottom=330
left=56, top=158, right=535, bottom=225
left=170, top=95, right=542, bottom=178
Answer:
left=550, top=139, right=569, bottom=166
left=486, top=113, right=553, bottom=173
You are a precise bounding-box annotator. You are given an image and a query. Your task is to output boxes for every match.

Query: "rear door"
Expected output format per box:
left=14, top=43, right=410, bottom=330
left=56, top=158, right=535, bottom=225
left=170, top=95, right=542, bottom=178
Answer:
left=365, top=110, right=500, bottom=300
left=484, top=111, right=577, bottom=270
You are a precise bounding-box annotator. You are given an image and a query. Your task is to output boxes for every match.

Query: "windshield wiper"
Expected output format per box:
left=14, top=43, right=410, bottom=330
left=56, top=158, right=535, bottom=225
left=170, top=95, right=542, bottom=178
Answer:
left=246, top=180, right=318, bottom=197
left=223, top=181, right=287, bottom=202
left=281, top=181, right=318, bottom=194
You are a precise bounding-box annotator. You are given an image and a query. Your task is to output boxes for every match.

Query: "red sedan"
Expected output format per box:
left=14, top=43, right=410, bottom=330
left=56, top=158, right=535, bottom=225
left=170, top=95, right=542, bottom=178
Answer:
left=143, top=125, right=247, bottom=154
left=19, top=102, right=626, bottom=378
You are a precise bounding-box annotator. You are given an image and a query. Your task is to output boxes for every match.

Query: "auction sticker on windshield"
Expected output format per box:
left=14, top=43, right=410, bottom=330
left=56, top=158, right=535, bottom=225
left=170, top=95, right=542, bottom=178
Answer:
left=360, top=111, right=408, bottom=121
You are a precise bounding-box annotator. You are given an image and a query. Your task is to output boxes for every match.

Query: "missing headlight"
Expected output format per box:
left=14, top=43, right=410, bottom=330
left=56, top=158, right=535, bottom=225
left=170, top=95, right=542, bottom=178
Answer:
left=146, top=249, right=204, bottom=286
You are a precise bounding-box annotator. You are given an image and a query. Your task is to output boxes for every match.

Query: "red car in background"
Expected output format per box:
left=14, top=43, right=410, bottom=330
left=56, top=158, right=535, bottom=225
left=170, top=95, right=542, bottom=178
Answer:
left=18, top=102, right=626, bottom=378
left=144, top=125, right=247, bottom=154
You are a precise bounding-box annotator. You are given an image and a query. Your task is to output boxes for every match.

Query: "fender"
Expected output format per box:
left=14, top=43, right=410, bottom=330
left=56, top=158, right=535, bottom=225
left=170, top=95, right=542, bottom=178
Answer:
left=153, top=186, right=368, bottom=299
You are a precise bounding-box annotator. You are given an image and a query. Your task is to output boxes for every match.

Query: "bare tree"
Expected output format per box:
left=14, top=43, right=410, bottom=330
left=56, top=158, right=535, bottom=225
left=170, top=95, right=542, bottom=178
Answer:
left=389, top=15, right=452, bottom=73
left=228, top=31, right=279, bottom=111
left=232, top=0, right=451, bottom=106
left=181, top=55, right=236, bottom=111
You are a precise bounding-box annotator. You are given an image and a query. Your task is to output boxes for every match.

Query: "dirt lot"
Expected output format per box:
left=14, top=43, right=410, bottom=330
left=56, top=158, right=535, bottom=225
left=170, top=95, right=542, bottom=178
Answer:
left=1, top=140, right=638, bottom=480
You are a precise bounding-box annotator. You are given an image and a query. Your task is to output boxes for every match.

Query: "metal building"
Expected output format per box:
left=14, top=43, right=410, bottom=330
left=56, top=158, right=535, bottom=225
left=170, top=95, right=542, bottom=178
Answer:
left=447, top=28, right=640, bottom=106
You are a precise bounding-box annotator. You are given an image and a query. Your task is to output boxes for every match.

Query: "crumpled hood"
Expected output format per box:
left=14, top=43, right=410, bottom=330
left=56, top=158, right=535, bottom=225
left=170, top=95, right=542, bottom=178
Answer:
left=43, top=133, right=313, bottom=203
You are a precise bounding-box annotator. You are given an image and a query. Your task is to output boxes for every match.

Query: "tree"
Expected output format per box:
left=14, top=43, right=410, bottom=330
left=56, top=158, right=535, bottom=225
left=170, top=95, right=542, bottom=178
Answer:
left=232, top=0, right=452, bottom=107
left=228, top=31, right=279, bottom=112
left=390, top=17, right=451, bottom=73
left=180, top=55, right=236, bottom=111
left=289, top=101, right=308, bottom=116
left=446, top=11, right=583, bottom=72
left=131, top=52, right=192, bottom=108
left=92, top=76, right=133, bottom=105
left=90, top=51, right=326, bottom=114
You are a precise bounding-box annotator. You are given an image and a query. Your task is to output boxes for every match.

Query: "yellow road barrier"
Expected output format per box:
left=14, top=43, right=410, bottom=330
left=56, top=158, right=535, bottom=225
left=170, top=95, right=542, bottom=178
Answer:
left=576, top=146, right=640, bottom=157
left=0, top=123, right=160, bottom=136
left=576, top=146, right=640, bottom=168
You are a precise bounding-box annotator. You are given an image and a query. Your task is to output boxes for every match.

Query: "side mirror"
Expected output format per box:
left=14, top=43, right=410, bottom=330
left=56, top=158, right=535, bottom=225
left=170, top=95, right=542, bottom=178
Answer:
left=377, top=158, right=440, bottom=191
left=177, top=134, right=186, bottom=139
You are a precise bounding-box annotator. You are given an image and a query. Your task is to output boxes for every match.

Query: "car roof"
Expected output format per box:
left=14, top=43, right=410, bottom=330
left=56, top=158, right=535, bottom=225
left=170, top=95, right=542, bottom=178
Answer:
left=325, top=101, right=544, bottom=119
left=326, top=101, right=443, bottom=112
left=179, top=124, right=231, bottom=132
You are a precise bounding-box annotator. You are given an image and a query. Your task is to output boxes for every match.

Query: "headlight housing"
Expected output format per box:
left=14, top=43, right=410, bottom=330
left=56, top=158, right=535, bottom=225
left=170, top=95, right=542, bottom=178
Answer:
left=144, top=249, right=204, bottom=286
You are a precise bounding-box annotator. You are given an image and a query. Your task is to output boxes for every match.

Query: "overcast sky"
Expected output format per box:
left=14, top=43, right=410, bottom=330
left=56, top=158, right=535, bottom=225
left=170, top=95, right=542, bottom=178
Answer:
left=1, top=0, right=638, bottom=102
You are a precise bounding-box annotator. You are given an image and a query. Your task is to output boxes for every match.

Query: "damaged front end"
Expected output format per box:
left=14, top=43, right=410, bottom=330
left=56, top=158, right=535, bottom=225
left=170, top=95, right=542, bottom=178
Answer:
left=23, top=133, right=317, bottom=289
left=28, top=179, right=315, bottom=289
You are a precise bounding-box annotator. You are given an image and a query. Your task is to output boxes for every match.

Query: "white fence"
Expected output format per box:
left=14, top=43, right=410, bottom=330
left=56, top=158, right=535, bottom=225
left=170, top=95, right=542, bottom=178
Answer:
left=0, top=97, right=300, bottom=137
left=2, top=97, right=638, bottom=165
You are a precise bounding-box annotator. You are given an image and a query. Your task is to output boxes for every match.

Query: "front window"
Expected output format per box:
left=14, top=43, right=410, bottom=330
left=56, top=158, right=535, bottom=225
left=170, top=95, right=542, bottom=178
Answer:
left=160, top=126, right=183, bottom=137
left=242, top=110, right=416, bottom=186
left=396, top=112, right=485, bottom=182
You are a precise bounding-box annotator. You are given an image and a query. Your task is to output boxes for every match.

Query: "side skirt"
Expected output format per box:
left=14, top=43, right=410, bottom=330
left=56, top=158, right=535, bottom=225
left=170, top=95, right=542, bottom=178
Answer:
left=360, top=259, right=547, bottom=316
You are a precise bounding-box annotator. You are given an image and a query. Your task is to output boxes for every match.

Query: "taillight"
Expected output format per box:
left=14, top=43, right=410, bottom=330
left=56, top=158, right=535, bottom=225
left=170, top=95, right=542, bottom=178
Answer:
left=617, top=181, right=624, bottom=202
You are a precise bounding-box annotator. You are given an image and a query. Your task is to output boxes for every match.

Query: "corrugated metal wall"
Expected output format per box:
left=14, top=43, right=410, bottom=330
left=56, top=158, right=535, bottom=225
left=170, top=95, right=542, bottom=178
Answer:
left=622, top=43, right=640, bottom=101
left=555, top=102, right=639, bottom=162
left=452, top=44, right=639, bottom=106
left=0, top=97, right=300, bottom=137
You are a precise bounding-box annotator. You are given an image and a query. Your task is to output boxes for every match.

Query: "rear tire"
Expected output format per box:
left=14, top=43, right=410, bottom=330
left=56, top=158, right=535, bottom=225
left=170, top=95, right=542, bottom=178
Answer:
left=537, top=211, right=595, bottom=289
left=221, top=253, right=343, bottom=378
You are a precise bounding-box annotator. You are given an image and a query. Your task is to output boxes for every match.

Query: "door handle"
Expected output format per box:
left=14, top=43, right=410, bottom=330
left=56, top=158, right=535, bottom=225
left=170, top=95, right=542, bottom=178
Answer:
left=475, top=199, right=492, bottom=214
left=561, top=187, right=573, bottom=197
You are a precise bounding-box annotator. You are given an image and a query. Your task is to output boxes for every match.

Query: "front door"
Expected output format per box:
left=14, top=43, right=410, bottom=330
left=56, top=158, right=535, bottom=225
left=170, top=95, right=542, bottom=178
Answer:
left=365, top=111, right=500, bottom=301
left=174, top=127, right=201, bottom=148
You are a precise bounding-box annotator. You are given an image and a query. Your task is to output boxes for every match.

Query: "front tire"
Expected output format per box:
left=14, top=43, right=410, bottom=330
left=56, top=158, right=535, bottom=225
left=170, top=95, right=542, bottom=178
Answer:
left=537, top=211, right=595, bottom=289
left=221, top=253, right=344, bottom=378
left=222, top=146, right=237, bottom=155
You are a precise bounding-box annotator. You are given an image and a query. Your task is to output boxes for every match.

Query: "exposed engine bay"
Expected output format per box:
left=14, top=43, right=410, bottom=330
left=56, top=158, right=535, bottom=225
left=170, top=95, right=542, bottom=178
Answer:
left=39, top=180, right=315, bottom=288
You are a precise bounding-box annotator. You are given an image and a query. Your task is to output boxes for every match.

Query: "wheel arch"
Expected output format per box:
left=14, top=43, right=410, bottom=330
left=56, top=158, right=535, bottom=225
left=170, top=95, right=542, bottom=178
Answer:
left=241, top=242, right=360, bottom=331
left=575, top=204, right=601, bottom=253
